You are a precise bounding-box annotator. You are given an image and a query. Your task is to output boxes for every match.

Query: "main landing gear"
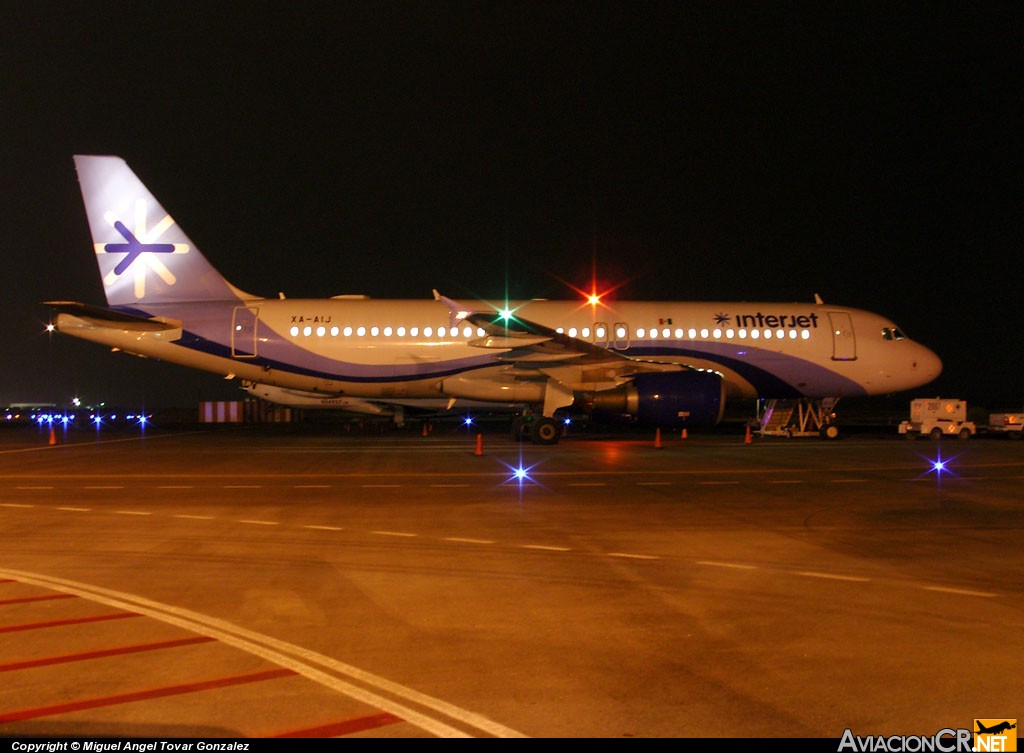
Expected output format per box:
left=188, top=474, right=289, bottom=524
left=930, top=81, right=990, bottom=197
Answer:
left=511, top=414, right=563, bottom=445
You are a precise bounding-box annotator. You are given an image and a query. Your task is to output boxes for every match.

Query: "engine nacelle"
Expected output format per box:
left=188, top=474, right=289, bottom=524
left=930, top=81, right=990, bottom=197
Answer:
left=588, top=371, right=725, bottom=428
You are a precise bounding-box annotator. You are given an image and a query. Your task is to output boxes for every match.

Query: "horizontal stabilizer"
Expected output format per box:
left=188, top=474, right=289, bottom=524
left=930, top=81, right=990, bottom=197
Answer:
left=44, top=301, right=181, bottom=331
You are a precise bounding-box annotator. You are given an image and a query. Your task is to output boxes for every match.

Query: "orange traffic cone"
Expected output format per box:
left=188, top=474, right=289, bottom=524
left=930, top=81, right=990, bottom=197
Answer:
left=680, top=428, right=688, bottom=440
left=654, top=428, right=663, bottom=449
left=744, top=425, right=752, bottom=444
left=474, top=433, right=484, bottom=456
left=48, top=426, right=56, bottom=445
left=422, top=422, right=429, bottom=437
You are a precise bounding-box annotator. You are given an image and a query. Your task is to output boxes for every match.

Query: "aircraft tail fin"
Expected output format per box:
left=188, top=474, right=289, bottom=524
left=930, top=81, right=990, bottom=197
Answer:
left=74, top=155, right=257, bottom=307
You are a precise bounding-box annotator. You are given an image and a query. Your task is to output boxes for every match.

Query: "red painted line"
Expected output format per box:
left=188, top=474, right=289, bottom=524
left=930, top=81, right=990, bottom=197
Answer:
left=0, top=593, right=78, bottom=606
left=0, top=612, right=140, bottom=634
left=274, top=712, right=404, bottom=737
left=0, top=635, right=216, bottom=672
left=0, top=667, right=296, bottom=723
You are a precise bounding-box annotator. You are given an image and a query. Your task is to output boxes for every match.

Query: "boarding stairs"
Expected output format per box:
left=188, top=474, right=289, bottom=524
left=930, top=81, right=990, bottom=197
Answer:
left=758, top=398, right=839, bottom=438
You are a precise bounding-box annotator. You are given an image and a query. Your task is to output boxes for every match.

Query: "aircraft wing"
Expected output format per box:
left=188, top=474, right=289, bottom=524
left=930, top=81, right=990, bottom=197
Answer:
left=434, top=293, right=683, bottom=395
left=464, top=311, right=617, bottom=362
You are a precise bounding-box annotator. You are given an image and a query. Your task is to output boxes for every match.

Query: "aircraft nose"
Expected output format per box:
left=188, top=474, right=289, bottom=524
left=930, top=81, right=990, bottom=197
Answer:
left=914, top=345, right=943, bottom=382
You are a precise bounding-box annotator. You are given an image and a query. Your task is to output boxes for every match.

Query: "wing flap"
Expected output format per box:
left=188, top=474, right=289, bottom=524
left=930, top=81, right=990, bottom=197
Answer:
left=468, top=334, right=553, bottom=349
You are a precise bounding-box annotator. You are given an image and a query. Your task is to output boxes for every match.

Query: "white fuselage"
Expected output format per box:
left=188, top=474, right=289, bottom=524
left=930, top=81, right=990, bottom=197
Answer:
left=56, top=297, right=942, bottom=405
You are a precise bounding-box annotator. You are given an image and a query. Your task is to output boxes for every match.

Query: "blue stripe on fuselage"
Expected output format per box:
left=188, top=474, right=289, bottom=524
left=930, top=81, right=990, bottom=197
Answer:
left=115, top=304, right=866, bottom=395
left=174, top=328, right=497, bottom=382
left=630, top=345, right=866, bottom=397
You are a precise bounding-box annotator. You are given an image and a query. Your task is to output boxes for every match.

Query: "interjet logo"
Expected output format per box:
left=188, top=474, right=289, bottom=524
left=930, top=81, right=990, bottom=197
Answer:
left=96, top=198, right=189, bottom=298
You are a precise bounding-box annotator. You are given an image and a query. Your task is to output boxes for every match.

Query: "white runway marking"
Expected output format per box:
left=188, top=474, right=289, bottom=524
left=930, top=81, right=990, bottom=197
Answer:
left=697, top=560, right=757, bottom=570
left=0, top=568, right=528, bottom=738
left=608, top=552, right=659, bottom=560
left=923, top=585, right=996, bottom=598
left=796, top=571, right=870, bottom=582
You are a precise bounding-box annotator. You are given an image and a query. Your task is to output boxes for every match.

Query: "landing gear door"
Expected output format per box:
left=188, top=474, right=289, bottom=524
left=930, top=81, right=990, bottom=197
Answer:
left=232, top=306, right=259, bottom=358
left=828, top=311, right=856, bottom=361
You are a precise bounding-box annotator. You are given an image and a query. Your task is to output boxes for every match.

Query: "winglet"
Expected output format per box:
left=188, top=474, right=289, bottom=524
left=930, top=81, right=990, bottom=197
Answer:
left=433, top=290, right=475, bottom=325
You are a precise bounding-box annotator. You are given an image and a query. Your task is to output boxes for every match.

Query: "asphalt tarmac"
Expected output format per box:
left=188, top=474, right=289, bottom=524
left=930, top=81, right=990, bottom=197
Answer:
left=1, top=421, right=1021, bottom=738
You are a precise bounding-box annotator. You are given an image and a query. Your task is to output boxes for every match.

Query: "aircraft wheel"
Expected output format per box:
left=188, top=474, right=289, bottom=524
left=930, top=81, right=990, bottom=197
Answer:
left=530, top=417, right=561, bottom=445
left=821, top=425, right=840, bottom=440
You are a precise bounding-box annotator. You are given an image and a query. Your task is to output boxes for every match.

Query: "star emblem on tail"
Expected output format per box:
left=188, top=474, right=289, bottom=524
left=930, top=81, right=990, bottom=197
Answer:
left=96, top=198, right=189, bottom=298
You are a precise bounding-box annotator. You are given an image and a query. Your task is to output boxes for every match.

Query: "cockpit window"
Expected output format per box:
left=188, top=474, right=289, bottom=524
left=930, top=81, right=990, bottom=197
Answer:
left=881, top=327, right=906, bottom=341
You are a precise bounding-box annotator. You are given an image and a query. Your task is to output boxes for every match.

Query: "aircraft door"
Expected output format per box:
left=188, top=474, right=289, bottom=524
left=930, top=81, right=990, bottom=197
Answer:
left=828, top=311, right=856, bottom=361
left=231, top=306, right=259, bottom=358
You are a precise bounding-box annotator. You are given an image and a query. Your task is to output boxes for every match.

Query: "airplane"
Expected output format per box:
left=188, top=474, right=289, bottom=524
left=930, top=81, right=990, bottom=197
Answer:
left=977, top=721, right=1016, bottom=735
left=46, top=155, right=943, bottom=444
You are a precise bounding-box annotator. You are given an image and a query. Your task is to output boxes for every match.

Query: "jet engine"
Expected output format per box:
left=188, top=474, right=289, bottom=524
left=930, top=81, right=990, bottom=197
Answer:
left=587, top=371, right=725, bottom=428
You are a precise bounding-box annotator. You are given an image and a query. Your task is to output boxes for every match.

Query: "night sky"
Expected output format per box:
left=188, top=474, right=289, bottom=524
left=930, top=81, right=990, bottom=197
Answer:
left=2, top=4, right=1020, bottom=412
